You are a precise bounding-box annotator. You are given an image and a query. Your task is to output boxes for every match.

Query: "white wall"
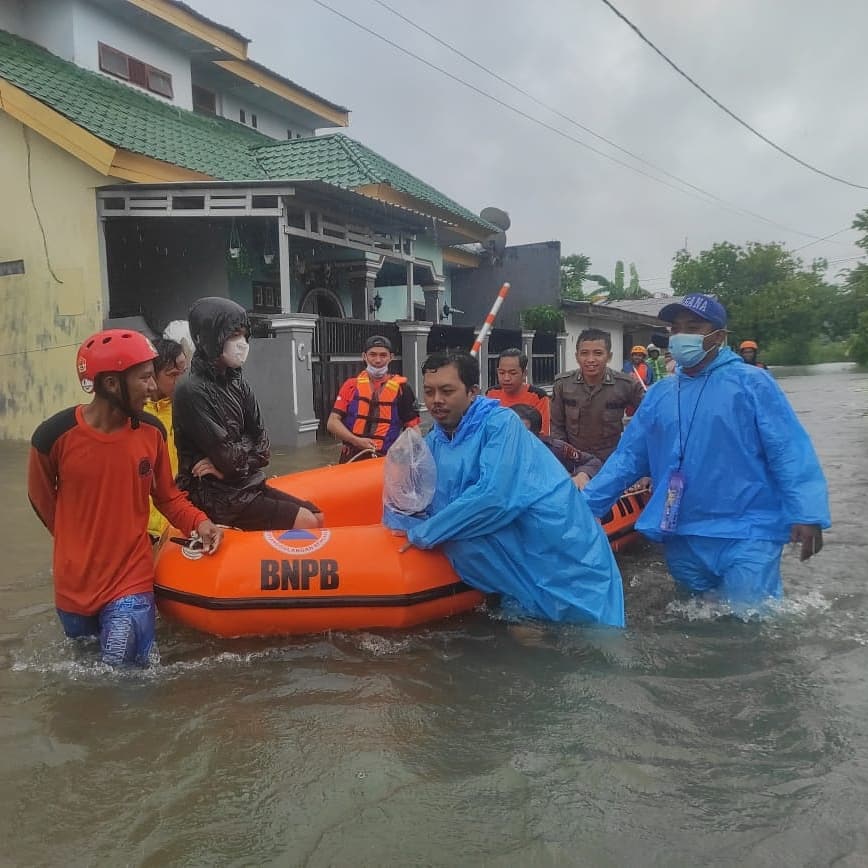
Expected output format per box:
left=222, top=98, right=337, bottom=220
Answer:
left=563, top=312, right=625, bottom=370
left=18, top=0, right=76, bottom=61
left=72, top=0, right=193, bottom=108
left=220, top=91, right=315, bottom=141
left=0, top=0, right=26, bottom=38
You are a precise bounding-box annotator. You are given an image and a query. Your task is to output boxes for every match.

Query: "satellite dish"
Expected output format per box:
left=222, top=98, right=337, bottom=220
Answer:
left=480, top=207, right=511, bottom=232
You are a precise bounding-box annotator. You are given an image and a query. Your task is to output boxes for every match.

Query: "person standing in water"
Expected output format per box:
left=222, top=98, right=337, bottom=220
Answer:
left=28, top=329, right=222, bottom=667
left=583, top=294, right=829, bottom=609
left=145, top=337, right=188, bottom=542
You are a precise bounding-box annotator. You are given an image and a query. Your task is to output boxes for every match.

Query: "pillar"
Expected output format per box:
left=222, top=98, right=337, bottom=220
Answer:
left=422, top=280, right=445, bottom=324
left=521, top=329, right=536, bottom=385
left=277, top=207, right=292, bottom=314
left=556, top=332, right=568, bottom=377
left=396, top=319, right=432, bottom=406
left=475, top=328, right=491, bottom=392
left=245, top=314, right=319, bottom=448
left=349, top=254, right=383, bottom=320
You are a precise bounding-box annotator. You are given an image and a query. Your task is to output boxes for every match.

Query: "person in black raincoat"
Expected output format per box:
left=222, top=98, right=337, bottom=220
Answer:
left=173, top=297, right=323, bottom=530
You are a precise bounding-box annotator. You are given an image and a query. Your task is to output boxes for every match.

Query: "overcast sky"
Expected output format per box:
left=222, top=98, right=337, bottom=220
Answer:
left=191, top=0, right=867, bottom=294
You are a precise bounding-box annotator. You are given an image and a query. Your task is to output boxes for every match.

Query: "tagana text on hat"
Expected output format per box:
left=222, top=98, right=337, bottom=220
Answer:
left=364, top=335, right=393, bottom=351
left=658, top=294, right=727, bottom=330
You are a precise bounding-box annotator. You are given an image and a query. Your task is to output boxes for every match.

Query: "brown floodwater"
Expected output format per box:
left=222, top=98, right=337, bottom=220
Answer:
left=1, top=363, right=867, bottom=866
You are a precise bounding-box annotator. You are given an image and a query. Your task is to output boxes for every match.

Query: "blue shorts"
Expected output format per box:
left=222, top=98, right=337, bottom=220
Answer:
left=57, top=592, right=157, bottom=667
left=664, top=536, right=783, bottom=604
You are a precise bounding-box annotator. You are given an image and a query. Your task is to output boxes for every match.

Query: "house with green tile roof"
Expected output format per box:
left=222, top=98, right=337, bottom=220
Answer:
left=0, top=1, right=502, bottom=441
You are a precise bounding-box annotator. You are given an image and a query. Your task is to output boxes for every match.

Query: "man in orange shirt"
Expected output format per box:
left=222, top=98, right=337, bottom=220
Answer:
left=485, top=348, right=551, bottom=435
left=28, top=329, right=222, bottom=667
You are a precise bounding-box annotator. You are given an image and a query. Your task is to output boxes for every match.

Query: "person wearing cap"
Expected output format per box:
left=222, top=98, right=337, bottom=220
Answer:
left=646, top=344, right=668, bottom=381
left=739, top=340, right=769, bottom=370
left=622, top=345, right=655, bottom=387
left=174, top=297, right=323, bottom=531
left=27, top=329, right=222, bottom=667
left=551, top=328, right=647, bottom=462
left=583, top=293, right=830, bottom=610
left=327, top=334, right=420, bottom=463
left=486, top=347, right=551, bottom=435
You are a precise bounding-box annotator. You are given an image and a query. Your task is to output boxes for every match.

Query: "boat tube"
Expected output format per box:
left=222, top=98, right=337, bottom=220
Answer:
left=154, top=459, right=647, bottom=637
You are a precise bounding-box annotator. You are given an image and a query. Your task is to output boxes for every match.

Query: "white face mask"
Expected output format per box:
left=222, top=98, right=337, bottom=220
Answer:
left=221, top=335, right=249, bottom=368
left=366, top=363, right=390, bottom=378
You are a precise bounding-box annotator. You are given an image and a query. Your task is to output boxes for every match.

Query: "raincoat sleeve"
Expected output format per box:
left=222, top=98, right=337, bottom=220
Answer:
left=752, top=374, right=831, bottom=527
left=582, top=403, right=652, bottom=518
left=242, top=380, right=270, bottom=471
left=151, top=434, right=209, bottom=535
left=176, top=386, right=259, bottom=481
left=407, top=418, right=535, bottom=549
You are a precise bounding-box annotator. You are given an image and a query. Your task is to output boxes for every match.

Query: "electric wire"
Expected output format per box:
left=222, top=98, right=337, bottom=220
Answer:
left=310, top=0, right=827, bottom=241
left=597, top=0, right=868, bottom=190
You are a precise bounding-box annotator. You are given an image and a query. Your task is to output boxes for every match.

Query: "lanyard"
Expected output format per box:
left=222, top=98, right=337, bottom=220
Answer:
left=676, top=372, right=711, bottom=467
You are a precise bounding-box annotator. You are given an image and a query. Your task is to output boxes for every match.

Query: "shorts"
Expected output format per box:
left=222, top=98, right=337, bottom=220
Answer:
left=232, top=486, right=320, bottom=531
left=57, top=592, right=157, bottom=667
left=664, top=536, right=783, bottom=604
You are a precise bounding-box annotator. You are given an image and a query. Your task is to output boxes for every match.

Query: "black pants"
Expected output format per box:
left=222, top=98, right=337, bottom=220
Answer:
left=231, top=486, right=321, bottom=531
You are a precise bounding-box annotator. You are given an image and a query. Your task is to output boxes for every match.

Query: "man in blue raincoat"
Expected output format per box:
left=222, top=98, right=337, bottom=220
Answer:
left=391, top=350, right=625, bottom=627
left=583, top=293, right=830, bottom=607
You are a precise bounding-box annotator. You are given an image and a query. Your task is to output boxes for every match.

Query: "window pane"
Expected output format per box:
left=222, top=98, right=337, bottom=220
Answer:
left=251, top=114, right=257, bottom=129
left=147, top=67, right=173, bottom=98
left=128, top=58, right=147, bottom=87
left=98, top=43, right=128, bottom=78
left=193, top=85, right=216, bottom=114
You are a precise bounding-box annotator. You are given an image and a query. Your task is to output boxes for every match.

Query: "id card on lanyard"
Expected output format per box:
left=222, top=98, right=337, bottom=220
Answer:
left=659, top=374, right=711, bottom=533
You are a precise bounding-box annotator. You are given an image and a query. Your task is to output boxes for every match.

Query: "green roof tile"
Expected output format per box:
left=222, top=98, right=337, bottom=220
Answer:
left=254, top=135, right=498, bottom=231
left=0, top=29, right=496, bottom=232
left=0, top=29, right=269, bottom=180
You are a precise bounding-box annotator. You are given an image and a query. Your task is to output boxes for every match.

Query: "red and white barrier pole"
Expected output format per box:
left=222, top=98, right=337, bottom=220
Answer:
left=469, top=282, right=511, bottom=358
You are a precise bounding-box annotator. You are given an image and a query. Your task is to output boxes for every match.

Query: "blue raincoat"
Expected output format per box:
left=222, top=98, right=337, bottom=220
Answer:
left=583, top=347, right=830, bottom=598
left=396, top=397, right=625, bottom=626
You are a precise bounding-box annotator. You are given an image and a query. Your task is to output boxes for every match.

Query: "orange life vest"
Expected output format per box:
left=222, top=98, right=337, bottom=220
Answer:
left=349, top=371, right=407, bottom=449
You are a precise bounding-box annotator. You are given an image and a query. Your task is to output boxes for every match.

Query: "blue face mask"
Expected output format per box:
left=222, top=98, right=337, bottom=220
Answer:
left=669, top=332, right=718, bottom=368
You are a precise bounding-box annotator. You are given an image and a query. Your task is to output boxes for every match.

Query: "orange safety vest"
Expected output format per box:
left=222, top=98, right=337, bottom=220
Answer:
left=349, top=371, right=407, bottom=450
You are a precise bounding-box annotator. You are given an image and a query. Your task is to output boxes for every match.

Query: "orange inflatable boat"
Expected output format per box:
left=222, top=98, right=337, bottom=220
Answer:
left=154, top=460, right=647, bottom=637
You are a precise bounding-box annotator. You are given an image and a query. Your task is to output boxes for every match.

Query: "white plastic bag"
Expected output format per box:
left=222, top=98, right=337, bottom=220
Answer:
left=383, top=427, right=437, bottom=515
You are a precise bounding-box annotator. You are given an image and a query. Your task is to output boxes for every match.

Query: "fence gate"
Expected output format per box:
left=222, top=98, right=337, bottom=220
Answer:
left=312, top=317, right=402, bottom=431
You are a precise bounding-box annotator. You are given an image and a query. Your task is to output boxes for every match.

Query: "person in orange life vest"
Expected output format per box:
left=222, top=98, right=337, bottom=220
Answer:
left=622, top=345, right=655, bottom=386
left=327, top=334, right=420, bottom=463
left=145, top=337, right=188, bottom=542
left=485, top=347, right=551, bottom=435
left=27, top=329, right=222, bottom=667
left=739, top=340, right=769, bottom=370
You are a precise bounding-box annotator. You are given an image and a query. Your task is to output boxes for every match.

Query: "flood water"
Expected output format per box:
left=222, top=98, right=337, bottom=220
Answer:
left=1, top=363, right=867, bottom=866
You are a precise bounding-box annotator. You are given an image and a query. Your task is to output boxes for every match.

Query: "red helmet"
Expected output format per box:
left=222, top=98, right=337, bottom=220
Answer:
left=76, top=330, right=157, bottom=393
left=739, top=340, right=758, bottom=351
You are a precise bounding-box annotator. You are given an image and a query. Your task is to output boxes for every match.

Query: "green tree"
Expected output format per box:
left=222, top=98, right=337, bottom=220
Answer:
left=669, top=241, right=838, bottom=364
left=560, top=254, right=591, bottom=300
left=614, top=261, right=625, bottom=296
left=521, top=304, right=564, bottom=333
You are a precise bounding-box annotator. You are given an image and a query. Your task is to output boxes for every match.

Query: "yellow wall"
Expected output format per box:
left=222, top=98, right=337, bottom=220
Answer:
left=0, top=111, right=117, bottom=440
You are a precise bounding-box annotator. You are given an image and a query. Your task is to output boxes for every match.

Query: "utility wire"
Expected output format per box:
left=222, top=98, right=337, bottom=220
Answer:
left=791, top=226, right=853, bottom=254
left=370, top=0, right=728, bottom=208
left=310, top=0, right=826, bottom=240
left=597, top=0, right=868, bottom=191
